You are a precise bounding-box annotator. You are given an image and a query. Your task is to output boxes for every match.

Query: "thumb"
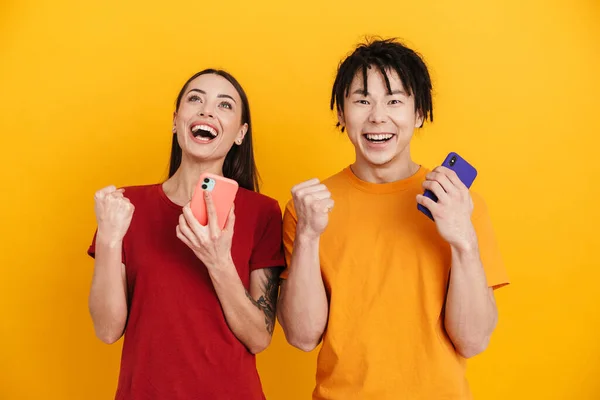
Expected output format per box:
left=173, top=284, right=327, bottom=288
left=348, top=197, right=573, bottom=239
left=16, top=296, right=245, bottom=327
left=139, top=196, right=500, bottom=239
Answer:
left=322, top=199, right=335, bottom=213
left=95, top=185, right=117, bottom=200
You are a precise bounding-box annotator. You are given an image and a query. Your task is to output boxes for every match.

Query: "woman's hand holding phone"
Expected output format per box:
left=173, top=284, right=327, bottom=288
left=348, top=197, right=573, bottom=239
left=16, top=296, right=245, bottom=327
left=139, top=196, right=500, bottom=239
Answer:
left=177, top=191, right=236, bottom=270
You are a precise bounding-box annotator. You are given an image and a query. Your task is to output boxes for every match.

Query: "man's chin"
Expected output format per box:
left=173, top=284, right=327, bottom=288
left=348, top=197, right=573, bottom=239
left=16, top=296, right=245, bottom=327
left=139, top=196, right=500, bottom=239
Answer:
left=362, top=153, right=396, bottom=167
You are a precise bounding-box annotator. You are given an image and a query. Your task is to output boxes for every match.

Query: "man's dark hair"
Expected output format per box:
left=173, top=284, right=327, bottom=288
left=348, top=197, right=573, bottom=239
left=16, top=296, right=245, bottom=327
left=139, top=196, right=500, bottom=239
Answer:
left=330, top=38, right=434, bottom=131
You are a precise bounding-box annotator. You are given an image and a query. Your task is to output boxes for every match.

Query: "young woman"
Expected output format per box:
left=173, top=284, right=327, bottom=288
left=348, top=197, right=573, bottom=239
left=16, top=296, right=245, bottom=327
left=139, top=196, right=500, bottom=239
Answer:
left=88, top=69, right=284, bottom=400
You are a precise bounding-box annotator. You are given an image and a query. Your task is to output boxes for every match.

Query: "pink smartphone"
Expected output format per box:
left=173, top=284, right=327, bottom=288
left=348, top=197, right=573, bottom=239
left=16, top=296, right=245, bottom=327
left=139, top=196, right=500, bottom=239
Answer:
left=190, top=173, right=239, bottom=230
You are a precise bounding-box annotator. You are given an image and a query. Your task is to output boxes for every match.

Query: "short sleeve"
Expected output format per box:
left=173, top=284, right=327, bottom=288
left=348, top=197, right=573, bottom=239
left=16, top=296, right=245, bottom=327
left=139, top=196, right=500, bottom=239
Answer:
left=471, top=193, right=510, bottom=290
left=279, top=200, right=297, bottom=280
left=249, top=200, right=285, bottom=271
left=87, top=229, right=127, bottom=265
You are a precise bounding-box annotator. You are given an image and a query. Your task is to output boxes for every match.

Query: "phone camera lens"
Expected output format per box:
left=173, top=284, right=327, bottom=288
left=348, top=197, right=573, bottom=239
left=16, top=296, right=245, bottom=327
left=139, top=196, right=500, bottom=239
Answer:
left=204, top=178, right=210, bottom=183
left=450, top=156, right=456, bottom=166
left=201, top=184, right=208, bottom=190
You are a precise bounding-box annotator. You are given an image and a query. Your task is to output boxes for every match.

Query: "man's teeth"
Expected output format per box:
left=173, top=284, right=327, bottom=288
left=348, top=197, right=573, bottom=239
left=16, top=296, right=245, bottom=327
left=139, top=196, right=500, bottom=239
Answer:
left=365, top=133, right=393, bottom=141
left=191, top=124, right=218, bottom=137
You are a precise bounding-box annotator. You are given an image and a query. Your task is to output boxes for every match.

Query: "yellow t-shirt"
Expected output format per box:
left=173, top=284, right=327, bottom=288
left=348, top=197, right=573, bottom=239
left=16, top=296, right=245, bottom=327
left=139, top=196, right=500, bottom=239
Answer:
left=281, top=166, right=509, bottom=400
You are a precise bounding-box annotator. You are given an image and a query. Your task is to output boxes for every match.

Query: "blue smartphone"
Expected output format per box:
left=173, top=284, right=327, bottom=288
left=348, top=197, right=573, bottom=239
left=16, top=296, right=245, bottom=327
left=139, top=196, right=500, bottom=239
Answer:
left=418, top=152, right=478, bottom=220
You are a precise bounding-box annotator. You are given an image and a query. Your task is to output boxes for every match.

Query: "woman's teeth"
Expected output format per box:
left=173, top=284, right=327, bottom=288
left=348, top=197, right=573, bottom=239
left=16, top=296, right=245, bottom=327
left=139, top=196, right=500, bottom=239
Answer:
left=191, top=124, right=218, bottom=138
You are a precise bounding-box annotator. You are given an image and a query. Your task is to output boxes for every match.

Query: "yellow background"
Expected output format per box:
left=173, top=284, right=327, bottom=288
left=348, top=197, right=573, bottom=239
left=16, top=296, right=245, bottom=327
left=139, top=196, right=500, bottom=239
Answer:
left=1, top=0, right=599, bottom=398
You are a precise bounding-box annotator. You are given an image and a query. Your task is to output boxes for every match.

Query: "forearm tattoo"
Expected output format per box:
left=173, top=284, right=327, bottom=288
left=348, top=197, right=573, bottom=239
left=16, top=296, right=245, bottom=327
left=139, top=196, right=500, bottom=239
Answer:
left=245, top=268, right=282, bottom=335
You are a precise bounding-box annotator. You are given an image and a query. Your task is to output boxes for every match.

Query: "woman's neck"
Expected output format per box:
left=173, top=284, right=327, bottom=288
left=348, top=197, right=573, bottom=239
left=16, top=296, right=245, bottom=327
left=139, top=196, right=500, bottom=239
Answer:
left=162, top=156, right=224, bottom=206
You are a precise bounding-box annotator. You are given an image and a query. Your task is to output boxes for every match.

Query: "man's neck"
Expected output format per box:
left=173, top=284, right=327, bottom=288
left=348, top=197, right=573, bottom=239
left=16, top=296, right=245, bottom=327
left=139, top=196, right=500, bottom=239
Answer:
left=351, top=152, right=420, bottom=184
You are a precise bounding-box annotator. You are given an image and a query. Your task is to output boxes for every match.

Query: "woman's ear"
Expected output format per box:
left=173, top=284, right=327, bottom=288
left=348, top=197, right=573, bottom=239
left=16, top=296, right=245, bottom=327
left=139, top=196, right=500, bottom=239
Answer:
left=235, top=123, right=248, bottom=145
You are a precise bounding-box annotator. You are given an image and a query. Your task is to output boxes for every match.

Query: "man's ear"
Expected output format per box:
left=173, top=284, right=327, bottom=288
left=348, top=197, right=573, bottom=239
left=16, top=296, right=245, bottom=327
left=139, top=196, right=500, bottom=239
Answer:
left=337, top=109, right=346, bottom=131
left=414, top=110, right=424, bottom=128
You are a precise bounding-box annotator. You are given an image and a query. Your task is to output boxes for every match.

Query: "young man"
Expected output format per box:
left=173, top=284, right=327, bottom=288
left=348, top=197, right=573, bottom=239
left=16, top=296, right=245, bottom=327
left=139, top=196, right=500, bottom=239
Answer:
left=277, top=38, right=509, bottom=399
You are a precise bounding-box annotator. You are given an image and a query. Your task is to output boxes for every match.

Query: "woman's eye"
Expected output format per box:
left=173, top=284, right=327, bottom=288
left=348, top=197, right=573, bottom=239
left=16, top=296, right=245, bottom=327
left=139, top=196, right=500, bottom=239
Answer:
left=219, top=101, right=232, bottom=110
left=188, top=95, right=201, bottom=102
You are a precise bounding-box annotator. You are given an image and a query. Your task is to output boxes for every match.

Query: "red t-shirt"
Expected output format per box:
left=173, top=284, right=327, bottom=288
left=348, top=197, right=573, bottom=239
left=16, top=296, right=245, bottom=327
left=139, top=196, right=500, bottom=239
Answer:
left=88, top=184, right=284, bottom=400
